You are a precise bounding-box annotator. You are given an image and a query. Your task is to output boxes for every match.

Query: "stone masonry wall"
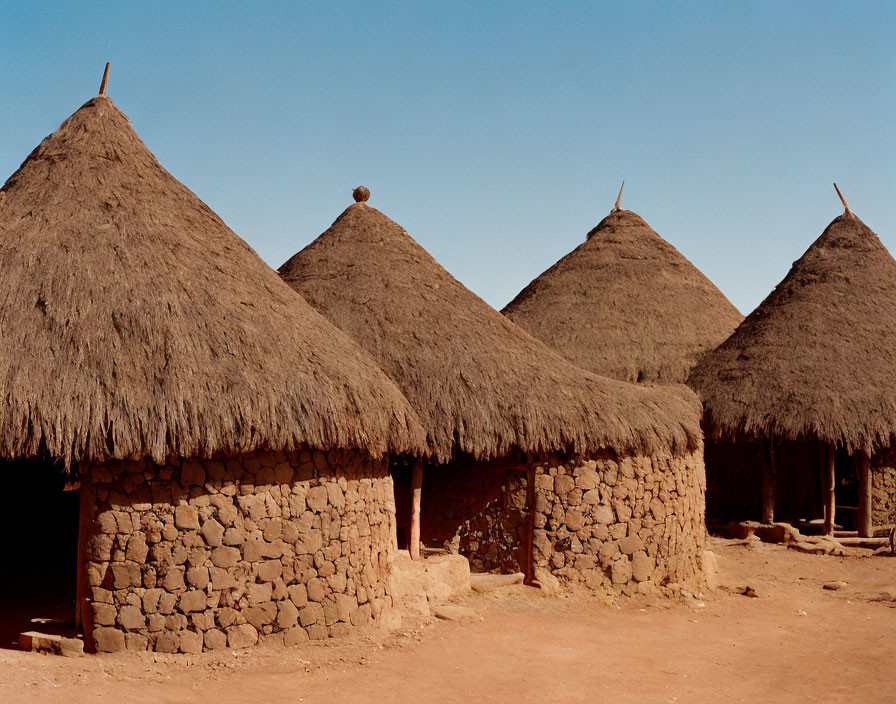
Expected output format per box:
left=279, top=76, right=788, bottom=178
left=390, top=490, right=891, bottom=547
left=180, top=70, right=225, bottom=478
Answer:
left=871, top=451, right=896, bottom=528
left=83, top=448, right=396, bottom=653
left=531, top=449, right=706, bottom=596
left=428, top=448, right=706, bottom=596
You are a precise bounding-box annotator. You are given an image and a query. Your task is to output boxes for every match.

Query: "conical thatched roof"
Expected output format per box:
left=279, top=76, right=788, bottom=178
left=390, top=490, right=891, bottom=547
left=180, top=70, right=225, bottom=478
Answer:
left=687, top=208, right=896, bottom=454
left=0, top=95, right=425, bottom=465
left=503, top=206, right=742, bottom=384
left=278, top=192, right=701, bottom=462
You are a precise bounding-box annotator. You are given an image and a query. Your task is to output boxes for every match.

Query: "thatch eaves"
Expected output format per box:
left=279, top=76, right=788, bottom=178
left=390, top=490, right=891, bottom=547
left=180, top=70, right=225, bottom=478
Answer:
left=0, top=96, right=425, bottom=465
left=279, top=195, right=702, bottom=462
left=503, top=207, right=742, bottom=384
left=687, top=210, right=896, bottom=454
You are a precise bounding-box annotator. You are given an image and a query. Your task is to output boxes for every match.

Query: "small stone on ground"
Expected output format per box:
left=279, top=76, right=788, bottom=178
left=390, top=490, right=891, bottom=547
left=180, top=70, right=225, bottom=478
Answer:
left=431, top=605, right=481, bottom=622
left=470, top=573, right=524, bottom=593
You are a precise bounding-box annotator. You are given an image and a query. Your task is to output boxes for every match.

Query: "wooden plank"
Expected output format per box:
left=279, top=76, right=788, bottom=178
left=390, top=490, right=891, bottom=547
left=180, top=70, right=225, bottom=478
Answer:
left=75, top=471, right=95, bottom=652
left=823, top=445, right=836, bottom=535
left=409, top=461, right=422, bottom=560
left=857, top=451, right=873, bottom=538
left=524, top=466, right=535, bottom=585
left=762, top=436, right=776, bottom=524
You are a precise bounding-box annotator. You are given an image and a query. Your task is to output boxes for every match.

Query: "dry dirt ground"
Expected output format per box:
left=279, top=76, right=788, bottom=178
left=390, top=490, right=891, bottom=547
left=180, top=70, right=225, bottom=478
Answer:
left=1, top=538, right=894, bottom=704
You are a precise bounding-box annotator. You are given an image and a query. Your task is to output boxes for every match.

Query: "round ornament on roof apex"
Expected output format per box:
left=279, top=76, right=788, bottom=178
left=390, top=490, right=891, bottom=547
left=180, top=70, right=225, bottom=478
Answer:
left=353, top=186, right=370, bottom=203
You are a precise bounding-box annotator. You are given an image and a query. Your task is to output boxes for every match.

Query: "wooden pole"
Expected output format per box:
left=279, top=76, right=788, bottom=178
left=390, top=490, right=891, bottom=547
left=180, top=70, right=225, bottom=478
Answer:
left=388, top=460, right=399, bottom=551
left=524, top=466, right=536, bottom=585
left=409, top=461, right=422, bottom=560
left=857, top=451, right=873, bottom=538
left=75, top=470, right=95, bottom=651
left=762, top=436, right=776, bottom=524
left=98, top=62, right=110, bottom=96
left=833, top=182, right=851, bottom=214
left=823, top=445, right=836, bottom=535
left=614, top=180, right=625, bottom=211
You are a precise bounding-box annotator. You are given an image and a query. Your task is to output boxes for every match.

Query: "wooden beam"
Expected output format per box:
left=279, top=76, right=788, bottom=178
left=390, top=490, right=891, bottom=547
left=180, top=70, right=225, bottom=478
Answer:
left=409, top=461, right=423, bottom=560
left=524, top=466, right=536, bottom=585
left=823, top=445, right=836, bottom=535
left=857, top=451, right=873, bottom=538
left=75, top=470, right=96, bottom=652
left=762, top=436, right=776, bottom=524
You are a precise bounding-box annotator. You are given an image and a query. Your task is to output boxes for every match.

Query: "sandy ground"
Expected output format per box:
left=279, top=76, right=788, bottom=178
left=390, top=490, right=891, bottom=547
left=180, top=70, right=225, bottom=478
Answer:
left=1, top=538, right=894, bottom=704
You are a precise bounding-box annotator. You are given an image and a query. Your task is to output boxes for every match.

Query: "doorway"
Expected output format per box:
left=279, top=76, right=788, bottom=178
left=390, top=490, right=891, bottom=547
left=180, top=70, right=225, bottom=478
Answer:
left=391, top=456, right=415, bottom=550
left=833, top=448, right=859, bottom=531
left=0, top=459, right=80, bottom=649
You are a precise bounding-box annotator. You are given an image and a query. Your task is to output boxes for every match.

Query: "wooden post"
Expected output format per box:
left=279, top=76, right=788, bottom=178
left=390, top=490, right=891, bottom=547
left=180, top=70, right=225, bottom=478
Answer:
left=823, top=445, right=836, bottom=535
left=409, top=461, right=422, bottom=560
left=833, top=182, right=851, bottom=214
left=98, top=62, right=110, bottom=96
left=857, top=451, right=872, bottom=538
left=762, top=436, right=776, bottom=524
left=75, top=470, right=95, bottom=652
left=524, top=466, right=536, bottom=585
left=614, top=180, right=625, bottom=211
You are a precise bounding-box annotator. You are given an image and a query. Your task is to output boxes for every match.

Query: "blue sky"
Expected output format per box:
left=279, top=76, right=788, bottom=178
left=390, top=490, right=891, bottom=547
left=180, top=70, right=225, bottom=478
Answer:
left=1, top=1, right=893, bottom=314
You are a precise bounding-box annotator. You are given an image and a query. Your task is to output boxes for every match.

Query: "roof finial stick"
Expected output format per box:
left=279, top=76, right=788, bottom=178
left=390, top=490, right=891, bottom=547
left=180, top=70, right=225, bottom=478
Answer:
left=833, top=182, right=851, bottom=214
left=614, top=180, right=625, bottom=211
left=99, top=62, right=110, bottom=96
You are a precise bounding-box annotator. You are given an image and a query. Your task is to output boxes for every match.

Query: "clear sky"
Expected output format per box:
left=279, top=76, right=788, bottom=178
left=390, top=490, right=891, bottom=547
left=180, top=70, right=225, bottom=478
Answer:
left=1, top=1, right=893, bottom=315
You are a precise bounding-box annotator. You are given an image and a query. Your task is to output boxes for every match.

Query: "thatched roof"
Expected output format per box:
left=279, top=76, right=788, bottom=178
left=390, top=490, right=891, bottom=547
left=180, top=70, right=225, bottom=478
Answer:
left=503, top=206, right=742, bottom=384
left=687, top=208, right=896, bottom=454
left=278, top=192, right=701, bottom=462
left=0, top=95, right=425, bottom=465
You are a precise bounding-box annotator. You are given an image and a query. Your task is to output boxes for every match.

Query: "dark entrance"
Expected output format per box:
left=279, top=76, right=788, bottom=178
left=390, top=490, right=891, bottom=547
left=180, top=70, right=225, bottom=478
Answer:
left=391, top=456, right=416, bottom=550
left=834, top=448, right=859, bottom=531
left=0, top=459, right=80, bottom=649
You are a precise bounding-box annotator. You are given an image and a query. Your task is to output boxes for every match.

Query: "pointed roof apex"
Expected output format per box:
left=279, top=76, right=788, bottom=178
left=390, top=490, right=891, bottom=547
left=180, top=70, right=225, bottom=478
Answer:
left=834, top=182, right=852, bottom=215
left=353, top=185, right=370, bottom=203
left=98, top=62, right=110, bottom=96
left=0, top=92, right=426, bottom=464
left=613, top=180, right=625, bottom=211
left=505, top=203, right=742, bottom=384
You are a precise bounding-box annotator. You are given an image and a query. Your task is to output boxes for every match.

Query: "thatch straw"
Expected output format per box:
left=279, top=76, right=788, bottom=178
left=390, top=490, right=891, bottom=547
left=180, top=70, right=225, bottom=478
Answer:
left=279, top=197, right=702, bottom=462
left=0, top=96, right=425, bottom=465
left=503, top=208, right=742, bottom=384
left=687, top=210, right=896, bottom=454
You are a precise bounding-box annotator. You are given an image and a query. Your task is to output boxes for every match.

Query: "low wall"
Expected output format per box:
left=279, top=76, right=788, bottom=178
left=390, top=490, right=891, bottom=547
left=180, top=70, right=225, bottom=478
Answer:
left=423, top=448, right=707, bottom=594
left=83, top=448, right=396, bottom=653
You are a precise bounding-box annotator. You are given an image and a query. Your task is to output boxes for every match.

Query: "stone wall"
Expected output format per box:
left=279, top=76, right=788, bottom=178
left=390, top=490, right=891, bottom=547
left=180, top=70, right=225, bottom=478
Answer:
left=82, top=448, right=396, bottom=653
left=871, top=451, right=896, bottom=528
left=531, top=449, right=706, bottom=595
left=424, top=448, right=707, bottom=595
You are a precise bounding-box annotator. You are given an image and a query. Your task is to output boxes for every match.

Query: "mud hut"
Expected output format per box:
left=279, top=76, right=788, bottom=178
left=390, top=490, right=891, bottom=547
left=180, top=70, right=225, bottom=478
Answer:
left=0, top=73, right=426, bottom=654
left=687, top=187, right=896, bottom=537
left=503, top=186, right=742, bottom=384
left=279, top=187, right=708, bottom=596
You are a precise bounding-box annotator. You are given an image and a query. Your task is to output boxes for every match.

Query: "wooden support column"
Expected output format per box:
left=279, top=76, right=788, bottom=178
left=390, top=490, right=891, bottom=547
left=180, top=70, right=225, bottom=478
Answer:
left=409, top=461, right=423, bottom=560
left=857, top=451, right=873, bottom=538
left=75, top=470, right=96, bottom=652
left=762, top=436, right=776, bottom=524
left=823, top=445, right=836, bottom=535
left=524, top=466, right=536, bottom=586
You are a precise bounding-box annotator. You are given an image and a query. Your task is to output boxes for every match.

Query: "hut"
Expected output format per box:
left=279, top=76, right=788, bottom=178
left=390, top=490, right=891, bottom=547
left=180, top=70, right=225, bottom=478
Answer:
left=503, top=186, right=742, bottom=384
left=0, top=71, right=426, bottom=654
left=278, top=187, right=708, bottom=596
left=687, top=187, right=896, bottom=537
